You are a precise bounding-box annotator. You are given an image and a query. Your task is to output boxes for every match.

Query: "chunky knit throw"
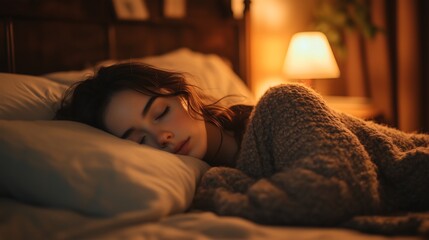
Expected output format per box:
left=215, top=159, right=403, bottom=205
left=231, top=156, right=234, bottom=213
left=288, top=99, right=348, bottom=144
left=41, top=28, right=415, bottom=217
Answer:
left=192, top=84, right=429, bottom=236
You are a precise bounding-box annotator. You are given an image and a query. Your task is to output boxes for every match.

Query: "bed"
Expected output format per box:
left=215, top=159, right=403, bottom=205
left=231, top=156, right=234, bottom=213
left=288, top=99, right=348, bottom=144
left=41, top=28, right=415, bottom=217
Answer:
left=0, top=1, right=425, bottom=239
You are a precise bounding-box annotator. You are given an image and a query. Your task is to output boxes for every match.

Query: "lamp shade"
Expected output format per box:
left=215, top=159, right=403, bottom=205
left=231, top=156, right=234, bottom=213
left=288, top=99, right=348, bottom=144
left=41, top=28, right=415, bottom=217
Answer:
left=283, top=31, right=340, bottom=79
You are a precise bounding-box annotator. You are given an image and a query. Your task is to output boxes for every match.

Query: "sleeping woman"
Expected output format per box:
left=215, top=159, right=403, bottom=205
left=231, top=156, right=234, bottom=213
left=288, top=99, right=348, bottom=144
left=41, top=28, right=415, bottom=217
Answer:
left=56, top=62, right=429, bottom=230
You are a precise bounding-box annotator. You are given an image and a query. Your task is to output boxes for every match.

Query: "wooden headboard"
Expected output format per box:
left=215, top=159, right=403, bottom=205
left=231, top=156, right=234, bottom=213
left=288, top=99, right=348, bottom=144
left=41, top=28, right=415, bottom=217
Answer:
left=0, top=0, right=250, bottom=84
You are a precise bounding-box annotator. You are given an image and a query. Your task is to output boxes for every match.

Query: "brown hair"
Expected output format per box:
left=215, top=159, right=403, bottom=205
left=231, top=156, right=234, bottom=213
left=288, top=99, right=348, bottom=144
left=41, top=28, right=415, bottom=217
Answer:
left=55, top=62, right=234, bottom=132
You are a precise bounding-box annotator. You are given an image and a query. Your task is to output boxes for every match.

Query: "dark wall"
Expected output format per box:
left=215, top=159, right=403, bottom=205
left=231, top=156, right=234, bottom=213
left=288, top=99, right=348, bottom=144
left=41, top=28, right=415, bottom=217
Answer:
left=0, top=0, right=250, bottom=82
left=420, top=0, right=429, bottom=132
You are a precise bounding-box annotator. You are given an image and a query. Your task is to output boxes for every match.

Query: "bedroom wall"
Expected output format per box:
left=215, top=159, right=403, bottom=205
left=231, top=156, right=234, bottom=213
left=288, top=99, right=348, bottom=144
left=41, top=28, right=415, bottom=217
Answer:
left=396, top=0, right=421, bottom=132
left=250, top=0, right=318, bottom=98
left=0, top=0, right=246, bottom=79
left=249, top=0, right=386, bottom=99
left=249, top=0, right=428, bottom=133
left=422, top=0, right=429, bottom=133
left=0, top=21, right=6, bottom=73
left=396, top=0, right=429, bottom=133
left=249, top=0, right=350, bottom=99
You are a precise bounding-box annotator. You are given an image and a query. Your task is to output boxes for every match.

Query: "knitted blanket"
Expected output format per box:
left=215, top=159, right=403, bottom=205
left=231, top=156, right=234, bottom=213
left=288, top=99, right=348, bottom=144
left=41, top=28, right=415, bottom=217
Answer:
left=192, top=84, right=429, bottom=236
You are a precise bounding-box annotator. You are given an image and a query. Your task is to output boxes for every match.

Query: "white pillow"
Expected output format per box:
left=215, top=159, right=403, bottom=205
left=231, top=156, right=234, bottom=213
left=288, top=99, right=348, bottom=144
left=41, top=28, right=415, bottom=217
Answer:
left=0, top=73, right=68, bottom=120
left=139, top=48, right=255, bottom=106
left=0, top=120, right=209, bottom=219
left=41, top=69, right=93, bottom=85
left=44, top=48, right=256, bottom=106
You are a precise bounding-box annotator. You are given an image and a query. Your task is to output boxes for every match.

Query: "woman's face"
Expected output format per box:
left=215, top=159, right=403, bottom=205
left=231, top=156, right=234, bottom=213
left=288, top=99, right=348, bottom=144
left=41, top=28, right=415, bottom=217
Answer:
left=104, top=89, right=207, bottom=159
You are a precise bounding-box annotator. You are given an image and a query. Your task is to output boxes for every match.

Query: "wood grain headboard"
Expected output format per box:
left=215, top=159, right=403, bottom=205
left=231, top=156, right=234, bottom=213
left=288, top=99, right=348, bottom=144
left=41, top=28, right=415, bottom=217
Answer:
left=0, top=0, right=251, bottom=84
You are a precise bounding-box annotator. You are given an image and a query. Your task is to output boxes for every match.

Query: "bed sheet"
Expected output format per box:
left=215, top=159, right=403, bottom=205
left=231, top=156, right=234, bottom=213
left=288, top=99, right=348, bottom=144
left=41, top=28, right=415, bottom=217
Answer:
left=0, top=198, right=420, bottom=240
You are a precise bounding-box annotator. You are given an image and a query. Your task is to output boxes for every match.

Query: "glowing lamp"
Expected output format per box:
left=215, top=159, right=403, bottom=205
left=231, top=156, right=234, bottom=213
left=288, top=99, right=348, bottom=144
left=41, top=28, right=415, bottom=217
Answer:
left=283, top=31, right=340, bottom=86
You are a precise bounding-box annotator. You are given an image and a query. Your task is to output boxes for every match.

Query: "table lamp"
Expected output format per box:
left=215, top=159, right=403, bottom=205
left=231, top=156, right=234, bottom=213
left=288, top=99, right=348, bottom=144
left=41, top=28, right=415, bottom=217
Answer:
left=283, top=31, right=340, bottom=88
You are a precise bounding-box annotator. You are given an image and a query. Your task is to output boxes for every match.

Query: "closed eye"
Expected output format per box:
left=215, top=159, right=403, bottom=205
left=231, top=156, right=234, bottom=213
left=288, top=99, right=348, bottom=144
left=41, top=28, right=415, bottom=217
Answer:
left=155, top=106, right=170, bottom=120
left=139, top=135, right=146, bottom=144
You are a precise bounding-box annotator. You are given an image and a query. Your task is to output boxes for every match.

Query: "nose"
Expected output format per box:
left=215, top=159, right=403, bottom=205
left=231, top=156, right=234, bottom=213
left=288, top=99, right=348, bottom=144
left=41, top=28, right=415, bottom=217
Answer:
left=157, top=131, right=173, bottom=148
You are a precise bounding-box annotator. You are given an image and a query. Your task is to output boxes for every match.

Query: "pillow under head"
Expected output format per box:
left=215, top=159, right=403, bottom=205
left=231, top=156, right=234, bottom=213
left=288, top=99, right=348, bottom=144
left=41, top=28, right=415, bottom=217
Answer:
left=0, top=120, right=209, bottom=220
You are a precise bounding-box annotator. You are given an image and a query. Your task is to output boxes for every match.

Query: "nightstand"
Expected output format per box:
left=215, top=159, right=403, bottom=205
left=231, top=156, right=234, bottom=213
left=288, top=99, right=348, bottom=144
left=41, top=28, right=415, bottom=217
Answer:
left=323, top=96, right=382, bottom=121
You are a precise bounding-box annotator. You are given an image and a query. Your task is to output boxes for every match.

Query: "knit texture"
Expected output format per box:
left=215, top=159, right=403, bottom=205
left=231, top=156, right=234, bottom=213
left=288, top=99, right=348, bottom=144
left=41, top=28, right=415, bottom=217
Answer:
left=192, top=84, right=429, bottom=235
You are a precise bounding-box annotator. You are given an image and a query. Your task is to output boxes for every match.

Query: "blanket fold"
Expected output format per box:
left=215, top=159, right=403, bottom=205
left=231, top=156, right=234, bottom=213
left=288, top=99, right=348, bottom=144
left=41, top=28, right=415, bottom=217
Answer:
left=192, top=84, right=429, bottom=236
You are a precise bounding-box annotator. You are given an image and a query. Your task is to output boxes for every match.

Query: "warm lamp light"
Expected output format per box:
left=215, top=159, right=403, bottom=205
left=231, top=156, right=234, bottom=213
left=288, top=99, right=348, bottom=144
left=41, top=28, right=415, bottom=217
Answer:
left=283, top=31, right=340, bottom=85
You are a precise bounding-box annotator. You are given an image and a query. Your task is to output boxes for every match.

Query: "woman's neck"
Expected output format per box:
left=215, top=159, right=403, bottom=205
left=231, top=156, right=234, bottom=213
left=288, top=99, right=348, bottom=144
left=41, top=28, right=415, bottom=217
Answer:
left=203, top=122, right=238, bottom=167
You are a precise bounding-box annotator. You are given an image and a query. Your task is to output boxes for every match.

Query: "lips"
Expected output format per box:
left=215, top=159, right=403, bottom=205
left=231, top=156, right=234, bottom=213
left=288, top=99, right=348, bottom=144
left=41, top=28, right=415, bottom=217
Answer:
left=174, top=137, right=190, bottom=155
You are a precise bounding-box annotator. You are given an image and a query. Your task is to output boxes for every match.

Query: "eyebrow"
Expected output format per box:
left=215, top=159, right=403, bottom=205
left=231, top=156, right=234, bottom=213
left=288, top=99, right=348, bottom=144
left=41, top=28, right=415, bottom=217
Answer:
left=120, top=96, right=157, bottom=139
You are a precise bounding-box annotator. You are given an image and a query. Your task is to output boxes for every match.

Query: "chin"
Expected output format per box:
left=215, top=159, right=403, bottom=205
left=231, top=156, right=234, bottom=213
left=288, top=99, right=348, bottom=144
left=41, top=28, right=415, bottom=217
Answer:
left=190, top=139, right=207, bottom=159
left=189, top=153, right=201, bottom=159
left=189, top=150, right=204, bottom=160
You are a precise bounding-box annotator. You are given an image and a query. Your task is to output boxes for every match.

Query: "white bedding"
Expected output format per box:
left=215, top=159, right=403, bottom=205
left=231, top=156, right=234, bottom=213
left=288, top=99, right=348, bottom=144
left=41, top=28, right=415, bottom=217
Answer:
left=0, top=120, right=208, bottom=219
left=0, top=198, right=415, bottom=240
left=0, top=49, right=418, bottom=240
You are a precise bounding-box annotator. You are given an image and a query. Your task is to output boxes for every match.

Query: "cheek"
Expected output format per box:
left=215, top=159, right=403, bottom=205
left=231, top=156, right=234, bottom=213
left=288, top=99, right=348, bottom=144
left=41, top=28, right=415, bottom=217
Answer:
left=175, top=111, right=199, bottom=130
left=175, top=110, right=206, bottom=138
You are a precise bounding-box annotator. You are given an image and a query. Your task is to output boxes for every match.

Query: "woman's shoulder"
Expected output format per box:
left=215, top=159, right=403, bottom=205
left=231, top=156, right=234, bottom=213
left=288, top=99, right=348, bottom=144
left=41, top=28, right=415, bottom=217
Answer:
left=261, top=84, right=318, bottom=99
left=257, top=83, right=325, bottom=108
